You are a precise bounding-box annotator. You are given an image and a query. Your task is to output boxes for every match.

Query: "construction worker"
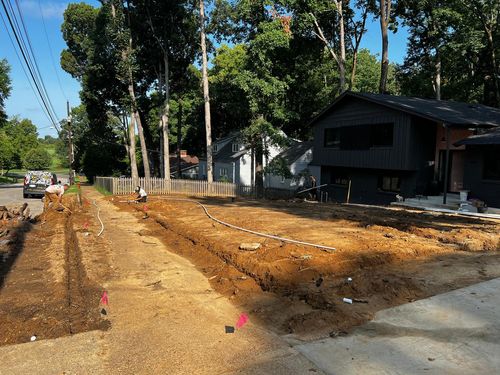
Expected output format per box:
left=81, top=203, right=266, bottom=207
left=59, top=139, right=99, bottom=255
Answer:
left=44, top=183, right=69, bottom=211
left=134, top=186, right=148, bottom=203
left=309, top=175, right=317, bottom=200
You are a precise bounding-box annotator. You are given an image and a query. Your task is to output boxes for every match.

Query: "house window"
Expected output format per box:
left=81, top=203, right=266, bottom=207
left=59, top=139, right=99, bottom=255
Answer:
left=370, top=123, right=394, bottom=147
left=219, top=167, right=228, bottom=177
left=378, top=176, right=401, bottom=192
left=212, top=144, right=218, bottom=153
left=483, top=149, right=500, bottom=180
left=332, top=174, right=349, bottom=186
left=324, top=128, right=340, bottom=148
left=324, top=124, right=394, bottom=149
left=232, top=143, right=240, bottom=152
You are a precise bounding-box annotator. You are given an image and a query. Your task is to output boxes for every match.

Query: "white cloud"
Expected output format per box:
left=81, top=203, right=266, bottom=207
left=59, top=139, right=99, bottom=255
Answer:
left=20, top=0, right=68, bottom=20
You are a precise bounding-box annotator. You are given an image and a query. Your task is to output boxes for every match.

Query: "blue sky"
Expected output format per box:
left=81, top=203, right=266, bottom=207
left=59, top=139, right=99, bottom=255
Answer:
left=1, top=1, right=408, bottom=138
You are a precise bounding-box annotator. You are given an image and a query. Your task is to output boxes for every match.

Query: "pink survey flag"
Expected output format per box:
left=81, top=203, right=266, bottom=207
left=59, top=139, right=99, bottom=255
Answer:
left=236, top=313, right=248, bottom=329
left=143, top=205, right=148, bottom=212
left=100, top=291, right=109, bottom=306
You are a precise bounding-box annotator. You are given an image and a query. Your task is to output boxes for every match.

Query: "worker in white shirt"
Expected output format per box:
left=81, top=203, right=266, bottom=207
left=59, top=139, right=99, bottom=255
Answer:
left=134, top=186, right=148, bottom=203
left=44, top=183, right=69, bottom=210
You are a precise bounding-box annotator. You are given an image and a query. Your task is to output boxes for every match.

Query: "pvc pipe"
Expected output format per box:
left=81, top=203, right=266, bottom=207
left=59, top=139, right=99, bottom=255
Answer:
left=150, top=197, right=336, bottom=251
left=296, top=184, right=327, bottom=195
left=92, top=200, right=104, bottom=237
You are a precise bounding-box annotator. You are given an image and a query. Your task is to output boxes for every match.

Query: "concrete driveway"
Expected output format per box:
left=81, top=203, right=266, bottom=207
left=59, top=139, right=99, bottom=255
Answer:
left=0, top=184, right=43, bottom=217
left=296, top=278, right=500, bottom=374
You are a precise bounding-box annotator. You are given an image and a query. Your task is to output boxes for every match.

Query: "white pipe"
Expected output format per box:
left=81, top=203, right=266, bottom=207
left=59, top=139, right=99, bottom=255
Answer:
left=296, top=184, right=327, bottom=195
left=92, top=200, right=104, bottom=237
left=150, top=197, right=336, bottom=251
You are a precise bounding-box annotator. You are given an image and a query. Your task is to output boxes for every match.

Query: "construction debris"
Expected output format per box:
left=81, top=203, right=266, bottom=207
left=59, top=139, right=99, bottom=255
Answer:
left=239, top=243, right=261, bottom=251
left=343, top=298, right=353, bottom=304
left=0, top=203, right=31, bottom=221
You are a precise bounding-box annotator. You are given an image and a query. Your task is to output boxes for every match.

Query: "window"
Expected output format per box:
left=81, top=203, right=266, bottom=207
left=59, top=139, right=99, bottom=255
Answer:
left=332, top=175, right=349, bottom=186
left=370, top=123, right=394, bottom=147
left=483, top=149, right=500, bottom=180
left=378, top=176, right=401, bottom=192
left=212, top=144, right=218, bottom=153
left=219, top=167, right=228, bottom=177
left=324, top=128, right=340, bottom=148
left=232, top=143, right=240, bottom=152
left=324, top=123, right=394, bottom=149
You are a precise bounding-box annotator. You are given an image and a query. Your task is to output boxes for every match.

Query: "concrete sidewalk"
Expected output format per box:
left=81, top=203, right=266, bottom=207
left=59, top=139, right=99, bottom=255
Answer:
left=296, top=278, right=500, bottom=374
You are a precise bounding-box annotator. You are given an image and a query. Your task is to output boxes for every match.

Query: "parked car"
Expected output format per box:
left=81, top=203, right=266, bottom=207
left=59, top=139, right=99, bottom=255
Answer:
left=23, top=171, right=57, bottom=198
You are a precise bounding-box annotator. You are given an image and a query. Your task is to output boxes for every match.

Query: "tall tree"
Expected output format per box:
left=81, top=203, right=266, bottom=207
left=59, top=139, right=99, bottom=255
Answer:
left=200, top=0, right=214, bottom=183
left=0, top=59, right=11, bottom=126
left=378, top=0, right=393, bottom=93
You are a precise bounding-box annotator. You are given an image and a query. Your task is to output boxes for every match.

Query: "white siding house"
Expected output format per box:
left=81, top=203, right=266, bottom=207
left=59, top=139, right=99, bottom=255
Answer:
left=198, top=133, right=283, bottom=185
left=266, top=141, right=319, bottom=190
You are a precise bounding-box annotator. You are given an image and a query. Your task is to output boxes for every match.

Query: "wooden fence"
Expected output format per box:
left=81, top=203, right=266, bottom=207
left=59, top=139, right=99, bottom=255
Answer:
left=95, top=176, right=238, bottom=197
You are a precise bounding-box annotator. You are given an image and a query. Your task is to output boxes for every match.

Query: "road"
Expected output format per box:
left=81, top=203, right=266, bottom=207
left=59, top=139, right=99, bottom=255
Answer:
left=0, top=184, right=43, bottom=217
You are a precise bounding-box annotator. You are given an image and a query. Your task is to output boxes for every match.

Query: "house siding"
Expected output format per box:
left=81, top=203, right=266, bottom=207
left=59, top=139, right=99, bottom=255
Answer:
left=312, top=98, right=413, bottom=170
left=463, top=146, right=500, bottom=208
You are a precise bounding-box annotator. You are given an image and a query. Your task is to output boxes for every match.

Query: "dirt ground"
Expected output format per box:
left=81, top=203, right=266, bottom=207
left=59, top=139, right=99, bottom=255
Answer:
left=112, top=196, right=500, bottom=341
left=0, top=199, right=109, bottom=346
left=1, top=189, right=499, bottom=352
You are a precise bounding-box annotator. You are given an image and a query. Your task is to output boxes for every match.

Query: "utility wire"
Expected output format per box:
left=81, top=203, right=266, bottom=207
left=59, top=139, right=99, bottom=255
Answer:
left=0, top=0, right=61, bottom=132
left=37, top=0, right=68, bottom=101
left=13, top=0, right=61, bottom=121
left=0, top=7, right=56, bottom=130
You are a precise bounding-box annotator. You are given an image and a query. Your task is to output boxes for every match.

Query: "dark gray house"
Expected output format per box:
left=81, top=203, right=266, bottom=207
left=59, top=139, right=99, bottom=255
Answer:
left=310, top=91, right=500, bottom=206
left=456, top=127, right=500, bottom=207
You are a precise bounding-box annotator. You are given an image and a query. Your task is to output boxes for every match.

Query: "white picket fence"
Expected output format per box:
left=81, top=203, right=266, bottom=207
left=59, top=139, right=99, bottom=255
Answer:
left=95, top=176, right=238, bottom=197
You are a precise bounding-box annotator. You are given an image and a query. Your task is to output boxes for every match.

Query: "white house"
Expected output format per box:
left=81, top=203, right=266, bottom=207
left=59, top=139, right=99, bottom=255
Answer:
left=266, top=141, right=320, bottom=190
left=198, top=132, right=282, bottom=185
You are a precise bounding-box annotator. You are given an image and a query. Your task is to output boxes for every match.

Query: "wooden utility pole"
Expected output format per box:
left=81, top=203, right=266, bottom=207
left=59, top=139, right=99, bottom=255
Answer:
left=66, top=101, right=75, bottom=185
left=200, top=0, right=213, bottom=183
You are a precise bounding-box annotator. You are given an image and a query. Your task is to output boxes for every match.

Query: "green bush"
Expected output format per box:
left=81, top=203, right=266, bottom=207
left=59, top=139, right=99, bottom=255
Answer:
left=23, top=147, right=52, bottom=170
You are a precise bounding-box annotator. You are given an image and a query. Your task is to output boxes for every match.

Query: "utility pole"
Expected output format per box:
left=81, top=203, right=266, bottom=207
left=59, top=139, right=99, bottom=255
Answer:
left=67, top=101, right=75, bottom=185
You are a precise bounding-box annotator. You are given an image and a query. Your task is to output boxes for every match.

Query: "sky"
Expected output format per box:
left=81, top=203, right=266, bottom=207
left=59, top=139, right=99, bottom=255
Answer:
left=0, top=1, right=409, bottom=139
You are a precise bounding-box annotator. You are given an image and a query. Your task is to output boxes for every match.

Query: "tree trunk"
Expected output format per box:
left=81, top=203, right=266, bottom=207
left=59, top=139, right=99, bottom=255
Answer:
left=177, top=99, right=182, bottom=178
left=379, top=0, right=391, bottom=94
left=337, top=0, right=346, bottom=92
left=349, top=8, right=368, bottom=90
left=486, top=29, right=500, bottom=106
left=161, top=52, right=171, bottom=180
left=200, top=0, right=213, bottom=184
left=128, top=82, right=150, bottom=178
left=435, top=50, right=441, bottom=100
left=128, top=108, right=139, bottom=181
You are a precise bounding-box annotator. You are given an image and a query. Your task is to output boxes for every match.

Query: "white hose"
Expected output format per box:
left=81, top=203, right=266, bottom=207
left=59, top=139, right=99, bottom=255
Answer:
left=150, top=197, right=336, bottom=251
left=92, top=200, right=104, bottom=237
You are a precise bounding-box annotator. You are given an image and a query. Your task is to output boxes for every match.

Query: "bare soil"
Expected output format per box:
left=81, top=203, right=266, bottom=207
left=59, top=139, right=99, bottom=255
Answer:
left=113, top=197, right=500, bottom=341
left=0, top=199, right=110, bottom=346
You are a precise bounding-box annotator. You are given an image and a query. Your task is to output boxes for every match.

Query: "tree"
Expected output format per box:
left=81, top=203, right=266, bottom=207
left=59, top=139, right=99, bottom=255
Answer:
left=3, top=117, right=39, bottom=168
left=377, top=0, right=395, bottom=93
left=0, top=59, right=11, bottom=126
left=23, top=147, right=51, bottom=170
left=0, top=131, right=15, bottom=172
left=200, top=0, right=214, bottom=183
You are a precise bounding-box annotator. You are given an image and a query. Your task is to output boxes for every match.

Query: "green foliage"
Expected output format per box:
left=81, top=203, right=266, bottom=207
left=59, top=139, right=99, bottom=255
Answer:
left=1, top=117, right=40, bottom=169
left=22, top=147, right=51, bottom=170
left=0, top=59, right=11, bottom=125
left=0, top=131, right=15, bottom=171
left=264, top=156, right=293, bottom=179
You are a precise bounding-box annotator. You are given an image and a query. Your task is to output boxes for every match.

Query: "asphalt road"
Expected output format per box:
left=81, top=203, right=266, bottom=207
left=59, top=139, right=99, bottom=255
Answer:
left=0, top=184, right=44, bottom=217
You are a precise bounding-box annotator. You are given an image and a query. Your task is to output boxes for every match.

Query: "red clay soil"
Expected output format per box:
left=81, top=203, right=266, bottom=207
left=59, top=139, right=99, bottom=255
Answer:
left=0, top=199, right=109, bottom=346
left=113, top=197, right=500, bottom=340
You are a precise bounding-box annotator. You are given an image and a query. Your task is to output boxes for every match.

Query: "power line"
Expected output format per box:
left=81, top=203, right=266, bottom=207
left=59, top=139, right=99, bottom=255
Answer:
left=37, top=0, right=68, bottom=101
left=12, top=0, right=61, bottom=121
left=0, top=8, right=55, bottom=128
left=0, top=0, right=61, bottom=132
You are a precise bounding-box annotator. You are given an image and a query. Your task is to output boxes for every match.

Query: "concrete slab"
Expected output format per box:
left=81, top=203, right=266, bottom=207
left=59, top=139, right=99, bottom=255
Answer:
left=296, top=278, right=500, bottom=375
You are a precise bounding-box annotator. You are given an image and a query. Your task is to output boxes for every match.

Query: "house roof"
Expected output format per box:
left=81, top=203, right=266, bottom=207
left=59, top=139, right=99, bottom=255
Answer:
left=168, top=154, right=199, bottom=175
left=276, top=141, right=313, bottom=164
left=311, top=91, right=500, bottom=127
left=455, top=127, right=500, bottom=146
